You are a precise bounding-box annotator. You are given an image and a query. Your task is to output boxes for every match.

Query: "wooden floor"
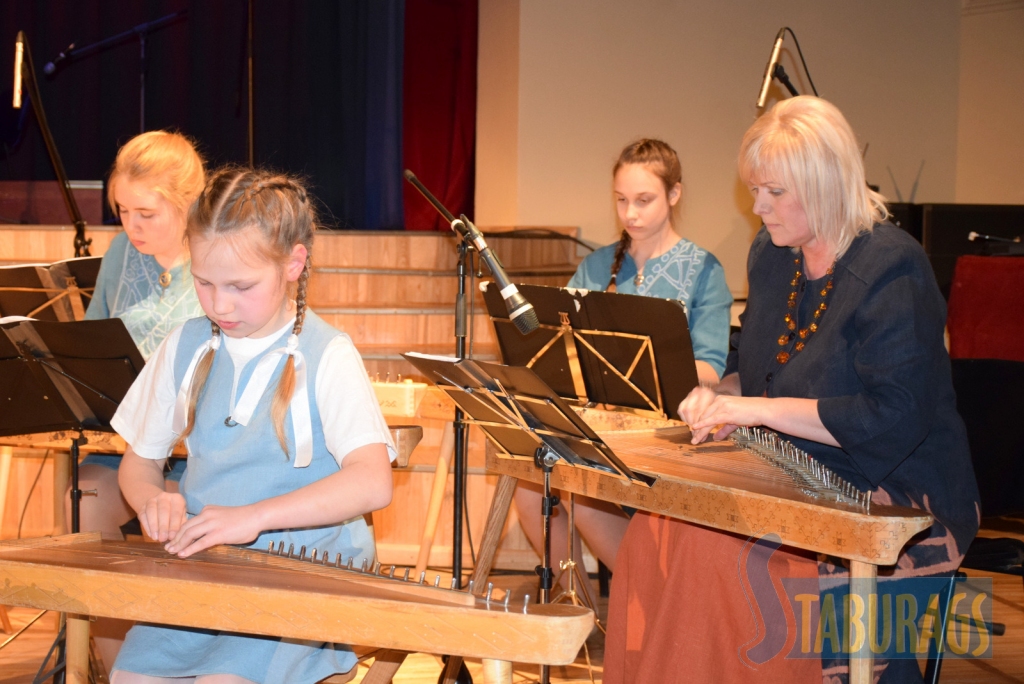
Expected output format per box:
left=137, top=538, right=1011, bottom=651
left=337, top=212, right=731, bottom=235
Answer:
left=2, top=535, right=1022, bottom=684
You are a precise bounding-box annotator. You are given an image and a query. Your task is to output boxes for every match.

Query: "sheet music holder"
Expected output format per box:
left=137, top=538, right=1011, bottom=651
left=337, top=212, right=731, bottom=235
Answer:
left=0, top=256, right=101, bottom=321
left=481, top=283, right=698, bottom=419
left=403, top=352, right=652, bottom=487
left=0, top=316, right=143, bottom=438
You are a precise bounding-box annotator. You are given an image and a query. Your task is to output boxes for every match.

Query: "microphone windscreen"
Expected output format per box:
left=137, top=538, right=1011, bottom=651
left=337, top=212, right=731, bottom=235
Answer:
left=512, top=306, right=540, bottom=335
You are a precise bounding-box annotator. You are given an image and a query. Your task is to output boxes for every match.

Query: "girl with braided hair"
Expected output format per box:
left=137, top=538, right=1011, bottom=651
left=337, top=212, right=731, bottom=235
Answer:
left=568, top=138, right=732, bottom=386
left=111, top=167, right=395, bottom=684
left=515, top=140, right=732, bottom=603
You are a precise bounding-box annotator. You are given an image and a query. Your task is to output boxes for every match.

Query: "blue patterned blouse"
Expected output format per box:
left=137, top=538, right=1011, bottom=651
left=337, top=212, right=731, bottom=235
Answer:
left=85, top=231, right=204, bottom=360
left=567, top=237, right=733, bottom=377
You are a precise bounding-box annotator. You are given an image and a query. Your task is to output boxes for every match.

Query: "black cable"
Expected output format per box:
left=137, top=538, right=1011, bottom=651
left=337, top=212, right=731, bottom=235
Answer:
left=481, top=228, right=596, bottom=254
left=17, top=450, right=50, bottom=539
left=784, top=27, right=818, bottom=96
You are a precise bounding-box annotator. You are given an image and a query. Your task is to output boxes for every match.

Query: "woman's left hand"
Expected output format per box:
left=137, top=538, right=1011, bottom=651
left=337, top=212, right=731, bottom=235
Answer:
left=685, top=394, right=770, bottom=444
left=164, top=504, right=263, bottom=558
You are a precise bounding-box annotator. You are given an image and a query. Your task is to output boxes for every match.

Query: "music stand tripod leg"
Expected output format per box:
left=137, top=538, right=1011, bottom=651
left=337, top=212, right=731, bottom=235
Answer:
left=551, top=492, right=601, bottom=629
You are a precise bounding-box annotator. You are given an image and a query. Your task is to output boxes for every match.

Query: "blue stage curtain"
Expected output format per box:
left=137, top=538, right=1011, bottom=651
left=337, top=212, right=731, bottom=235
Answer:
left=0, top=0, right=406, bottom=230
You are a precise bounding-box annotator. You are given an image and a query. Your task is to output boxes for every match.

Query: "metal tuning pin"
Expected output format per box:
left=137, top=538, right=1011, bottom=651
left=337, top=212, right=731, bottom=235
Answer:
left=323, top=552, right=331, bottom=566
left=347, top=558, right=355, bottom=571
left=372, top=561, right=382, bottom=575
left=310, top=549, right=318, bottom=563
left=334, top=554, right=343, bottom=568
left=360, top=558, right=368, bottom=573
left=434, top=575, right=441, bottom=588
left=299, top=546, right=306, bottom=560
left=467, top=580, right=475, bottom=594
left=402, top=568, right=410, bottom=581
left=450, top=578, right=458, bottom=590
left=267, top=541, right=274, bottom=553
left=388, top=565, right=397, bottom=578
left=287, top=543, right=295, bottom=558
left=485, top=582, right=494, bottom=604
left=503, top=590, right=511, bottom=610
left=523, top=594, right=531, bottom=614
left=418, top=571, right=426, bottom=585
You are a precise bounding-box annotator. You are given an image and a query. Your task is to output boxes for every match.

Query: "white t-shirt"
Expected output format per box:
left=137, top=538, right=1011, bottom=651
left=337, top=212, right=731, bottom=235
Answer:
left=111, top=318, right=397, bottom=467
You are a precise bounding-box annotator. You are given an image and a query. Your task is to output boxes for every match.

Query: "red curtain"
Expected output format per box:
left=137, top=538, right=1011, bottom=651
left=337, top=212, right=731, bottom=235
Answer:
left=402, top=0, right=478, bottom=230
left=947, top=255, right=1024, bottom=362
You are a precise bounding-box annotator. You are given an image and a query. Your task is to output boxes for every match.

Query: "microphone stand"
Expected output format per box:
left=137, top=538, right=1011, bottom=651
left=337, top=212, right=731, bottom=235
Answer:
left=43, top=9, right=188, bottom=133
left=13, top=32, right=90, bottom=258
left=403, top=171, right=475, bottom=589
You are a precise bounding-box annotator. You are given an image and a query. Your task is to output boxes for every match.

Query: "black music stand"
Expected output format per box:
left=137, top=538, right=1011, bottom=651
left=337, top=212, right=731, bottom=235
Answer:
left=402, top=353, right=650, bottom=684
left=0, top=257, right=100, bottom=321
left=481, top=283, right=698, bottom=419
left=0, top=316, right=144, bottom=683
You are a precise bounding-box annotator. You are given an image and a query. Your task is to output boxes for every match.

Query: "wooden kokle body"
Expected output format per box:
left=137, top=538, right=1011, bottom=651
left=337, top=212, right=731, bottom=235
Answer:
left=0, top=534, right=593, bottom=667
left=487, top=424, right=932, bottom=566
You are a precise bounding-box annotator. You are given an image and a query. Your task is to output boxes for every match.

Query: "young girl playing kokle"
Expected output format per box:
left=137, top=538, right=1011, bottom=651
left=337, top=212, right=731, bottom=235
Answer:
left=111, top=167, right=395, bottom=684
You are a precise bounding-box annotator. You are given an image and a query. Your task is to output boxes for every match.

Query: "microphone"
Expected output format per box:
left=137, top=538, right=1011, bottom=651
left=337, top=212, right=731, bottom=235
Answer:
left=43, top=43, right=75, bottom=76
left=403, top=169, right=539, bottom=334
left=457, top=214, right=540, bottom=335
left=968, top=231, right=1020, bottom=243
left=756, top=28, right=787, bottom=109
left=13, top=31, right=24, bottom=108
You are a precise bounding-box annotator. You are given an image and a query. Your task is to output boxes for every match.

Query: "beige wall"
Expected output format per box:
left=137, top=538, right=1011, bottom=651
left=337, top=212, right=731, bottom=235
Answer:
left=955, top=0, right=1024, bottom=203
left=477, top=0, right=963, bottom=296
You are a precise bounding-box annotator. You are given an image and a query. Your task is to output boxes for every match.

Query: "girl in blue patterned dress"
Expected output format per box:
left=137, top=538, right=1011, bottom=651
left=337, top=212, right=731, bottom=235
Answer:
left=517, top=139, right=733, bottom=602
left=78, top=131, right=206, bottom=535
left=110, top=167, right=395, bottom=684
left=74, top=131, right=206, bottom=669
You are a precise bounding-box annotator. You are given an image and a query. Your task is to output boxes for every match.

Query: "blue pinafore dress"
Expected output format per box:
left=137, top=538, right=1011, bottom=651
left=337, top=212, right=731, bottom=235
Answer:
left=113, top=312, right=374, bottom=683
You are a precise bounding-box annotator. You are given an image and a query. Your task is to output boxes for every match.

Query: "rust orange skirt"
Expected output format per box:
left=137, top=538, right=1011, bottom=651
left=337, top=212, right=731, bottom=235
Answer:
left=604, top=511, right=823, bottom=683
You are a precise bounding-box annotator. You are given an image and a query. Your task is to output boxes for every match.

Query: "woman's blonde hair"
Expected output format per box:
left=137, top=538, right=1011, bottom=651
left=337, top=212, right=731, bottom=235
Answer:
left=608, top=138, right=684, bottom=290
left=108, top=130, right=205, bottom=217
left=738, top=96, right=888, bottom=257
left=178, top=167, right=317, bottom=456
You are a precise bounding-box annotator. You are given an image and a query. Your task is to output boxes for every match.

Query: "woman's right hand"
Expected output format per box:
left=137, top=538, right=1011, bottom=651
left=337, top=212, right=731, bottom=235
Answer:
left=138, top=491, right=188, bottom=542
left=679, top=385, right=742, bottom=444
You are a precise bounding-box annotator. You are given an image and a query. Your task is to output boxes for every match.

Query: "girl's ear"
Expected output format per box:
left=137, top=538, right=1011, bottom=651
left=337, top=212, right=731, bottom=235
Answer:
left=668, top=182, right=682, bottom=207
left=284, top=243, right=308, bottom=282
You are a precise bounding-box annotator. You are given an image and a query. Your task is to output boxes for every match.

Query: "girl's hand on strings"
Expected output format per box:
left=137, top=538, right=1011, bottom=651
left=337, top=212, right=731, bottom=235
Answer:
left=138, top=492, right=189, bottom=543
left=164, top=504, right=262, bottom=558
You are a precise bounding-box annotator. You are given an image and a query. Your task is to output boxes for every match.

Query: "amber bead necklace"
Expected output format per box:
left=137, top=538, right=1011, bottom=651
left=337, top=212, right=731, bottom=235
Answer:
left=776, top=255, right=835, bottom=364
